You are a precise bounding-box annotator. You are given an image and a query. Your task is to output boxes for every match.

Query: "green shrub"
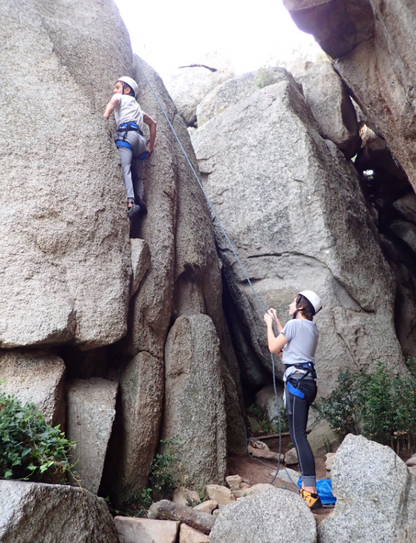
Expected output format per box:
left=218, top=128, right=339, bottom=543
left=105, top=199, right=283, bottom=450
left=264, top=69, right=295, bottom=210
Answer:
left=119, top=437, right=180, bottom=517
left=0, top=389, right=74, bottom=482
left=149, top=437, right=179, bottom=502
left=318, top=362, right=416, bottom=453
left=247, top=403, right=288, bottom=434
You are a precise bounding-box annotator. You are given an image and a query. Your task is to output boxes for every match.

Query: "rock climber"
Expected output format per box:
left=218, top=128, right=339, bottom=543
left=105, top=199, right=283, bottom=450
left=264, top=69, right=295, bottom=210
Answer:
left=263, top=290, right=322, bottom=510
left=103, top=76, right=157, bottom=218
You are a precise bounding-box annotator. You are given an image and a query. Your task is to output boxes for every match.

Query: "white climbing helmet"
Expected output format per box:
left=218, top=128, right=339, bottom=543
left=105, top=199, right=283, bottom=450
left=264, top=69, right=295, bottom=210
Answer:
left=298, top=290, right=322, bottom=315
left=117, top=76, right=138, bottom=97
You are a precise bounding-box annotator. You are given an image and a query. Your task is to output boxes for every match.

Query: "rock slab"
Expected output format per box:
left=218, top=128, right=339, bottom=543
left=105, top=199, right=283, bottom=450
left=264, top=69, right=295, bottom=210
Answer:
left=0, top=480, right=118, bottom=543
left=180, top=523, right=210, bottom=543
left=0, top=349, right=65, bottom=428
left=66, top=378, right=118, bottom=494
left=192, top=68, right=404, bottom=395
left=319, top=434, right=416, bottom=543
left=209, top=487, right=316, bottom=543
left=107, top=351, right=164, bottom=505
left=162, top=314, right=227, bottom=488
left=297, top=60, right=360, bottom=158
left=0, top=0, right=132, bottom=350
left=114, top=517, right=179, bottom=543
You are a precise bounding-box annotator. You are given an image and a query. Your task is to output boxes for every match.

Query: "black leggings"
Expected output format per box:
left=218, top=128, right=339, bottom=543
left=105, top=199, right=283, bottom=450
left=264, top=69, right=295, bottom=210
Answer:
left=286, top=378, right=317, bottom=487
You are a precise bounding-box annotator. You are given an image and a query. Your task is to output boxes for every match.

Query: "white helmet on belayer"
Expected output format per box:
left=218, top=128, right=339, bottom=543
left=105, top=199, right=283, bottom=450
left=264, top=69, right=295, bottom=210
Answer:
left=298, top=290, right=322, bottom=315
left=117, top=76, right=138, bottom=97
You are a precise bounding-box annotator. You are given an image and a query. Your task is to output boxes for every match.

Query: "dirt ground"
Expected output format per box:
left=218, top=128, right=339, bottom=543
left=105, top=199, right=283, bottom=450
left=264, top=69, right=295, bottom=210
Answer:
left=228, top=435, right=334, bottom=525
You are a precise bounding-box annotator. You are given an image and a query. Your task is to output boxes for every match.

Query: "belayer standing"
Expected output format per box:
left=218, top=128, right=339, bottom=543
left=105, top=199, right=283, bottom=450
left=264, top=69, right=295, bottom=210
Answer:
left=263, top=290, right=322, bottom=510
left=104, top=76, right=157, bottom=218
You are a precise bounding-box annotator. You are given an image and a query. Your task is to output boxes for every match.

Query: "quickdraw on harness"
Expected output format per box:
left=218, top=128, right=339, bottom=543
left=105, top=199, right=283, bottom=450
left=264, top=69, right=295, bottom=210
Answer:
left=115, top=121, right=148, bottom=160
left=284, top=362, right=317, bottom=400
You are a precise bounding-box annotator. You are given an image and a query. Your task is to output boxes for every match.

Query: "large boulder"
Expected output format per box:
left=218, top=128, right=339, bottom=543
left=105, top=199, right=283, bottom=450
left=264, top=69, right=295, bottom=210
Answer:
left=296, top=61, right=360, bottom=158
left=191, top=70, right=404, bottom=395
left=319, top=434, right=416, bottom=543
left=165, top=61, right=234, bottom=127
left=197, top=68, right=289, bottom=126
left=114, top=517, right=179, bottom=543
left=0, top=0, right=133, bottom=350
left=161, top=314, right=227, bottom=488
left=283, top=0, right=416, bottom=194
left=66, top=378, right=118, bottom=494
left=0, top=350, right=65, bottom=427
left=0, top=480, right=118, bottom=543
left=103, top=351, right=164, bottom=505
left=209, top=487, right=317, bottom=543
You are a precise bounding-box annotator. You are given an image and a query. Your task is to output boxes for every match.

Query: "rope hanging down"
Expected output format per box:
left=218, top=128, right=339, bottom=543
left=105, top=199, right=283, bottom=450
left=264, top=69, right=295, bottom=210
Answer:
left=135, top=57, right=297, bottom=489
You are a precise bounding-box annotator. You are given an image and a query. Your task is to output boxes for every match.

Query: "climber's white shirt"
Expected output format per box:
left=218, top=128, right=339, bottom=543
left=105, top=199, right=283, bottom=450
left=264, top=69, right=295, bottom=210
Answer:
left=113, top=94, right=144, bottom=130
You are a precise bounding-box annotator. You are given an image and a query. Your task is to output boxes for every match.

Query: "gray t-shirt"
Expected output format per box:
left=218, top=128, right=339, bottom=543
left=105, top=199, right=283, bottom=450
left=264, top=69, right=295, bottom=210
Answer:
left=281, top=319, right=319, bottom=366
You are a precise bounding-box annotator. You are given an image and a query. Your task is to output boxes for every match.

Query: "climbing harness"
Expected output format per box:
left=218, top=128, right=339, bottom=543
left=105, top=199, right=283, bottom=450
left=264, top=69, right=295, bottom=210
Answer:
left=284, top=362, right=317, bottom=401
left=134, top=56, right=304, bottom=491
left=115, top=121, right=148, bottom=160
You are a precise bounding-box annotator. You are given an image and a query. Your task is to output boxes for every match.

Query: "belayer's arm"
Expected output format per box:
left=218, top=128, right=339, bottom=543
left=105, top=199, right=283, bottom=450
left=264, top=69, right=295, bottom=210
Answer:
left=264, top=310, right=287, bottom=353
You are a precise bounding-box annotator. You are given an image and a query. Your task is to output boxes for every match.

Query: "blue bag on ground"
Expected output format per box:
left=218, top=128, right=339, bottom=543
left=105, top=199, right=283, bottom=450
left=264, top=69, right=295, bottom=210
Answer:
left=297, top=477, right=336, bottom=506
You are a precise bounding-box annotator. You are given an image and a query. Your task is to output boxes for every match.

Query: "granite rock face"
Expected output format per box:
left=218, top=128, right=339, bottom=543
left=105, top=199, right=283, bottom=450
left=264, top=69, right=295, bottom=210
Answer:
left=1, top=0, right=243, bottom=521
left=283, top=0, right=416, bottom=193
left=165, top=64, right=234, bottom=126
left=191, top=71, right=404, bottom=394
left=210, top=487, right=317, bottom=543
left=105, top=351, right=164, bottom=505
left=114, top=517, right=179, bottom=543
left=0, top=0, right=133, bottom=350
left=0, top=350, right=65, bottom=427
left=197, top=68, right=289, bottom=126
left=296, top=61, right=360, bottom=158
left=319, top=434, right=416, bottom=543
left=162, top=314, right=227, bottom=488
left=0, top=480, right=118, bottom=543
left=66, top=378, right=118, bottom=494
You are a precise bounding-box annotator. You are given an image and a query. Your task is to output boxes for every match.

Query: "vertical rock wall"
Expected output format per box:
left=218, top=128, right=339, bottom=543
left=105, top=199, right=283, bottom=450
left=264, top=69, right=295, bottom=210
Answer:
left=283, top=0, right=416, bottom=193
left=191, top=70, right=404, bottom=396
left=0, top=0, right=243, bottom=513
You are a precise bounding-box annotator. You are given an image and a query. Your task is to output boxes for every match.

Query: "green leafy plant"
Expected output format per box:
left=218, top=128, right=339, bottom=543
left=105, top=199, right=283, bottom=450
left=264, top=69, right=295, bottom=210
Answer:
left=149, top=437, right=179, bottom=502
left=317, top=369, right=361, bottom=436
left=318, top=362, right=416, bottom=454
left=247, top=404, right=288, bottom=434
left=0, top=389, right=74, bottom=482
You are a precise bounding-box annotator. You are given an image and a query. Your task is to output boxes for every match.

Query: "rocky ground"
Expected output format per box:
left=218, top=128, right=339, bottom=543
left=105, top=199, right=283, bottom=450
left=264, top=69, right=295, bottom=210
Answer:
left=228, top=435, right=334, bottom=525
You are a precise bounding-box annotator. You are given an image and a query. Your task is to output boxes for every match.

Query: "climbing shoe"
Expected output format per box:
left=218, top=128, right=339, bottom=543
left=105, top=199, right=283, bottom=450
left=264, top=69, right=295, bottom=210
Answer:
left=299, top=489, right=322, bottom=510
left=128, top=203, right=141, bottom=219
left=136, top=197, right=147, bottom=214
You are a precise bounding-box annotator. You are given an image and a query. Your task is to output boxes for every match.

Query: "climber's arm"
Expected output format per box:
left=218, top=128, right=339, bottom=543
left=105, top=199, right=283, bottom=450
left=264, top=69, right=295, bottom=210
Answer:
left=143, top=114, right=157, bottom=154
left=103, top=95, right=120, bottom=120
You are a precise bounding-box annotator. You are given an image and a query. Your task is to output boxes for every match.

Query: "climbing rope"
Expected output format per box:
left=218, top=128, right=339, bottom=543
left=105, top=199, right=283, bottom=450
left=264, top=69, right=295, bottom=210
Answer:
left=136, top=56, right=297, bottom=490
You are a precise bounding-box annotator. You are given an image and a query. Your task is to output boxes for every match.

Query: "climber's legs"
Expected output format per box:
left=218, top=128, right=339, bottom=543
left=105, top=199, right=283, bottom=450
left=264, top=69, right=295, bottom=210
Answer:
left=116, top=130, right=147, bottom=205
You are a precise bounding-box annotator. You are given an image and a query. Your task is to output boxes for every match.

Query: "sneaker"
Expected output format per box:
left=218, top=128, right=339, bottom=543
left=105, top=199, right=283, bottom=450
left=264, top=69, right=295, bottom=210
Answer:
left=299, top=489, right=322, bottom=510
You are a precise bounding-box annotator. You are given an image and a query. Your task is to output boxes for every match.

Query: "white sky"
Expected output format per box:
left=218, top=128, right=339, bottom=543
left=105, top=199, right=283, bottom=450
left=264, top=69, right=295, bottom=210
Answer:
left=113, top=0, right=321, bottom=79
